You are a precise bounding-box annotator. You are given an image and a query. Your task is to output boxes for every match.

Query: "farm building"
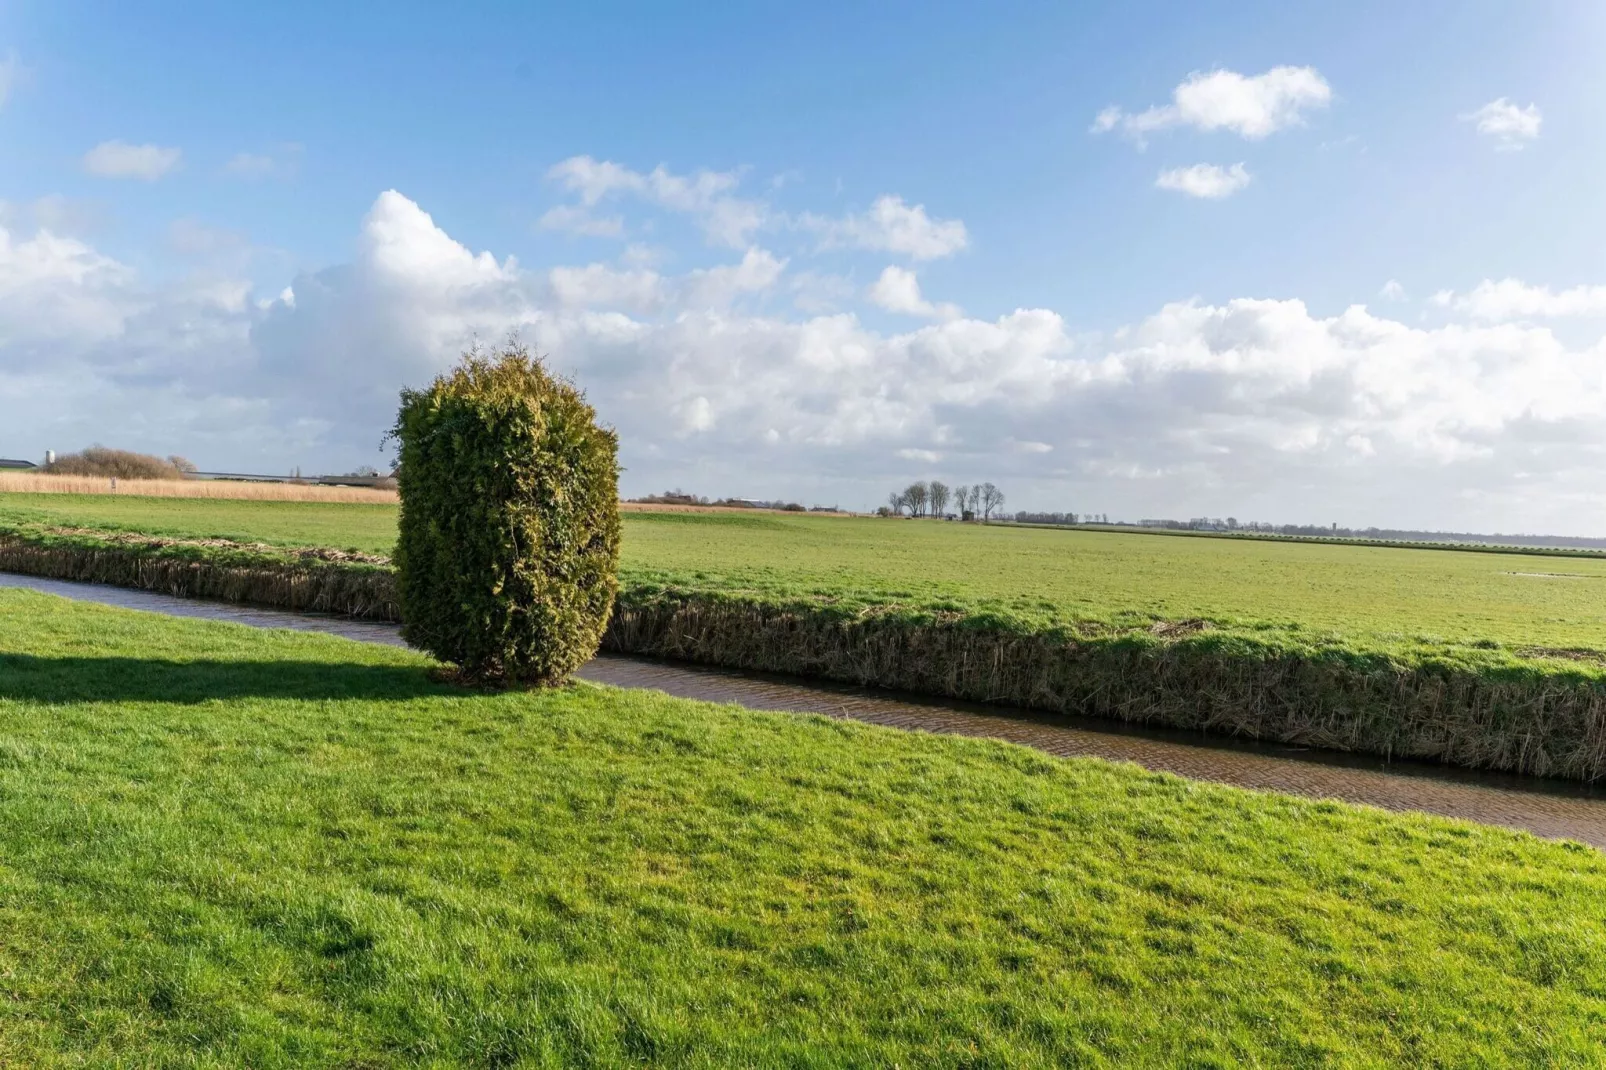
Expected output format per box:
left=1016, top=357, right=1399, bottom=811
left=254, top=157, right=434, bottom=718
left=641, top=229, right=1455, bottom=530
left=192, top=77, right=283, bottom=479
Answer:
left=0, top=458, right=38, bottom=470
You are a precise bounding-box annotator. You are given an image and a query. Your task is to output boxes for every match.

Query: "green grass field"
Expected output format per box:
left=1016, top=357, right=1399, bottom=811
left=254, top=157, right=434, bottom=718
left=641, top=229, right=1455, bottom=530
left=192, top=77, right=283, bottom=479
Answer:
left=7, top=492, right=1606, bottom=655
left=0, top=492, right=398, bottom=555
left=3, top=587, right=1605, bottom=1066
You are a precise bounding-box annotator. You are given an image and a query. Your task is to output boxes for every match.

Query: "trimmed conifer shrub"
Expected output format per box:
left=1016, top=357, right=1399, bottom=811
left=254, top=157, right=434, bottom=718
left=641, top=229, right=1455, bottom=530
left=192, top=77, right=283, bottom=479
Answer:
left=391, top=343, right=621, bottom=685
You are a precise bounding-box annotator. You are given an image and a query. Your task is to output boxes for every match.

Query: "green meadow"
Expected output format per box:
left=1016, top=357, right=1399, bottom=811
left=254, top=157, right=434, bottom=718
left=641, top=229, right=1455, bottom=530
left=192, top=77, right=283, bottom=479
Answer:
left=1, top=588, right=1604, bottom=1066
left=6, top=492, right=1606, bottom=654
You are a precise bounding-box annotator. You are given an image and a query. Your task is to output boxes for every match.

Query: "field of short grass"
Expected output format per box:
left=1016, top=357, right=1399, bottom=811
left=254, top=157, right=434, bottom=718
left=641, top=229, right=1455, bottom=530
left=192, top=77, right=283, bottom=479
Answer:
left=8, top=492, right=1606, bottom=654
left=0, top=492, right=399, bottom=555
left=2, top=587, right=1605, bottom=1065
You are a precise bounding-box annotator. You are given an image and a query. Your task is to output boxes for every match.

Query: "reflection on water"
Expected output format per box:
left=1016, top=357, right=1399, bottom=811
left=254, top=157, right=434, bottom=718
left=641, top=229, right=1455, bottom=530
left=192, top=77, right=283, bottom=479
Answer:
left=6, top=570, right=1606, bottom=848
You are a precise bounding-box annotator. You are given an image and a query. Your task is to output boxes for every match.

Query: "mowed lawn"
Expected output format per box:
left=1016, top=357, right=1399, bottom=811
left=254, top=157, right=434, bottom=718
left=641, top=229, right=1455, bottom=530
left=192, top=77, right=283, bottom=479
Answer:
left=1, top=589, right=1605, bottom=1065
left=8, top=491, right=1606, bottom=650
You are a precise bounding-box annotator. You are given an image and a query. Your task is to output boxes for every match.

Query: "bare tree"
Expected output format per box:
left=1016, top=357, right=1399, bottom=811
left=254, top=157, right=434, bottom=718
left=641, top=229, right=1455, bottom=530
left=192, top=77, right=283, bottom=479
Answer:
left=978, top=482, right=1005, bottom=521
left=928, top=480, right=950, bottom=518
left=887, top=491, right=907, bottom=516
left=903, top=481, right=930, bottom=517
left=953, top=484, right=970, bottom=518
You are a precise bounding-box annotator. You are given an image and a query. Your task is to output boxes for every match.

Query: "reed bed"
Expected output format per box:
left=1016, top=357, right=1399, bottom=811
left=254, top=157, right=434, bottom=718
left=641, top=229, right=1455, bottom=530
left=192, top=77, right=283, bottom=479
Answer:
left=0, top=472, right=398, bottom=503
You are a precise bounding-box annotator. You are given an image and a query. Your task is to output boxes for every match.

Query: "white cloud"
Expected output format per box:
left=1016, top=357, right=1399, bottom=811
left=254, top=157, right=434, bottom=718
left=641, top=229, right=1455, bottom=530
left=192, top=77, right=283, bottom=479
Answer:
left=12, top=190, right=1606, bottom=531
left=1094, top=66, right=1332, bottom=143
left=82, top=141, right=183, bottom=180
left=867, top=265, right=961, bottom=319
left=1463, top=98, right=1541, bottom=150
left=548, top=246, right=784, bottom=313
left=1154, top=162, right=1251, bottom=199
left=683, top=247, right=786, bottom=307
left=805, top=195, right=968, bottom=260
left=1380, top=280, right=1406, bottom=301
left=539, top=205, right=625, bottom=238
left=546, top=156, right=763, bottom=247
left=1442, top=278, right=1606, bottom=321
left=543, top=157, right=968, bottom=262
left=790, top=270, right=856, bottom=314
left=549, top=263, right=664, bottom=313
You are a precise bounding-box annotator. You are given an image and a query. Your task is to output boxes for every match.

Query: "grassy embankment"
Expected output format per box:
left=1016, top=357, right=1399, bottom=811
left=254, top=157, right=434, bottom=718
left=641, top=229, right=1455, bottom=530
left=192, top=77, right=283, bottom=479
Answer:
left=8, top=493, right=1606, bottom=778
left=1, top=587, right=1605, bottom=1065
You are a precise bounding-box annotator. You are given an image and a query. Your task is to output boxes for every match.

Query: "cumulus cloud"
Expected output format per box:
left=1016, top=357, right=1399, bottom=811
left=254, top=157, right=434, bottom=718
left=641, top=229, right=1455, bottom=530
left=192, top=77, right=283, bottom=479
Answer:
left=10, top=190, right=1606, bottom=531
left=1379, top=280, right=1406, bottom=301
left=867, top=265, right=961, bottom=319
left=1463, top=98, right=1541, bottom=150
left=83, top=140, right=183, bottom=180
left=1154, top=163, right=1251, bottom=199
left=1441, top=278, right=1606, bottom=321
left=1093, top=66, right=1331, bottom=143
left=805, top=195, right=968, bottom=260
left=549, top=246, right=784, bottom=314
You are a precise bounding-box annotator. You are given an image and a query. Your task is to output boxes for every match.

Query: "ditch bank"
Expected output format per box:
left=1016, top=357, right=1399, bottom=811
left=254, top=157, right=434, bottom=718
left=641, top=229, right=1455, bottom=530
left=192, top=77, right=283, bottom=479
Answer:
left=7, top=529, right=1606, bottom=782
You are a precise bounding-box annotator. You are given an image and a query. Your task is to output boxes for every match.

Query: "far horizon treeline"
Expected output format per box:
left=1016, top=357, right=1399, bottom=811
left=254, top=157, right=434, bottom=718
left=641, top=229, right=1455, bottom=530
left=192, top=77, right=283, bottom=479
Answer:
left=881, top=481, right=1005, bottom=521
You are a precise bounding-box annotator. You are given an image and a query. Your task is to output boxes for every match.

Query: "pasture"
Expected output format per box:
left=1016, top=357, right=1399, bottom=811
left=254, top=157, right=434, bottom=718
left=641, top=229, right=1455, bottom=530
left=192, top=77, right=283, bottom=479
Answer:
left=0, top=588, right=1603, bottom=1065
left=6, top=491, right=1606, bottom=654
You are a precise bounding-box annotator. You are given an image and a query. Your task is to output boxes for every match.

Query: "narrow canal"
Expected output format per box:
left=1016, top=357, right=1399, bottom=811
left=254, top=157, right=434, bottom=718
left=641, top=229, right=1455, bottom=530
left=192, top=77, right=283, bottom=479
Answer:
left=7, top=570, right=1606, bottom=847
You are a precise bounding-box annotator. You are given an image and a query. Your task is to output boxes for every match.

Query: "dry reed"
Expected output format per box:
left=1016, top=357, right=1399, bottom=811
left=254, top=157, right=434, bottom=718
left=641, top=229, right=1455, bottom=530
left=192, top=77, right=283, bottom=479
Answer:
left=0, top=472, right=398, bottom=504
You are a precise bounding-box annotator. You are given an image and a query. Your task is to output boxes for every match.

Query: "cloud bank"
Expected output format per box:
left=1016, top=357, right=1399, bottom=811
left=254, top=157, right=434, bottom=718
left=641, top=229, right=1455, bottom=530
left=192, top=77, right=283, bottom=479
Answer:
left=4, top=189, right=1606, bottom=532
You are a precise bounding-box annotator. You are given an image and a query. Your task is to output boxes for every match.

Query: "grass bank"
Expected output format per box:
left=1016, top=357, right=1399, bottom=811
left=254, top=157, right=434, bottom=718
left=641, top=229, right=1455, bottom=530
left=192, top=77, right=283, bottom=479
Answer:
left=2, top=588, right=1605, bottom=1065
left=10, top=499, right=1606, bottom=779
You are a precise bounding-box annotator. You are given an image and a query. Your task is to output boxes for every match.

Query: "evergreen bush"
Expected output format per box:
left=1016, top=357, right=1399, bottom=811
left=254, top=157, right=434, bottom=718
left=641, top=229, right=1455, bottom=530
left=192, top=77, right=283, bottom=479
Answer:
left=391, top=343, right=620, bottom=685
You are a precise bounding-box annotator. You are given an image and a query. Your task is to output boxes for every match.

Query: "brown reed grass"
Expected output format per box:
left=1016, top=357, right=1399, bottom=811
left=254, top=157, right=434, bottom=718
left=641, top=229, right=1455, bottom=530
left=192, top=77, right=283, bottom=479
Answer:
left=0, top=472, right=398, bottom=504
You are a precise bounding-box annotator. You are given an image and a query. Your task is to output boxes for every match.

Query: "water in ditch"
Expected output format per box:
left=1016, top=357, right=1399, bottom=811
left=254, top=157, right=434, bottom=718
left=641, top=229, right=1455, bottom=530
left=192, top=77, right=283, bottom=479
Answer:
left=6, top=569, right=1606, bottom=847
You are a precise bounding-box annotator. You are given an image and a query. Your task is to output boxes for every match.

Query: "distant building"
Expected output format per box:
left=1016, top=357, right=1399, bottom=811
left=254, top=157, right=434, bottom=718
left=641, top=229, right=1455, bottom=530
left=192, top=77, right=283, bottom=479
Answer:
left=0, top=458, right=38, bottom=470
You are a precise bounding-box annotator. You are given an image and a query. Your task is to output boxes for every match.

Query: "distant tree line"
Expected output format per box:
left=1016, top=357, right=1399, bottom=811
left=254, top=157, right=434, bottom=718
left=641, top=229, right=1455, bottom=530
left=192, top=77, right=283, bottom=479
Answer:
left=1013, top=511, right=1110, bottom=526
left=43, top=446, right=196, bottom=481
left=628, top=489, right=838, bottom=512
left=881, top=480, right=1005, bottom=520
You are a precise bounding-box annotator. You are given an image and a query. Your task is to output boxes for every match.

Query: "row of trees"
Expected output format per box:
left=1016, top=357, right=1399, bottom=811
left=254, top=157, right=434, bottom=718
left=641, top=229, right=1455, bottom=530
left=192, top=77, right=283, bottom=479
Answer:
left=1014, top=511, right=1108, bottom=526
left=884, top=480, right=1005, bottom=520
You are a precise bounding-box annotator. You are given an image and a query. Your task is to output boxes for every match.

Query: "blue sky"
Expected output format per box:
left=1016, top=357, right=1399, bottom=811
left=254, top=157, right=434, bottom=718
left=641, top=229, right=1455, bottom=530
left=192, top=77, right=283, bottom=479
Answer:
left=4, top=2, right=1606, bottom=530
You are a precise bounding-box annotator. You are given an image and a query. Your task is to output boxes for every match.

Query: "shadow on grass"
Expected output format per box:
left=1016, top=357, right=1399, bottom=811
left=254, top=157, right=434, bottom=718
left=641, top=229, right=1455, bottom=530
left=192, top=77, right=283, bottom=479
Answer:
left=0, top=653, right=451, bottom=704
